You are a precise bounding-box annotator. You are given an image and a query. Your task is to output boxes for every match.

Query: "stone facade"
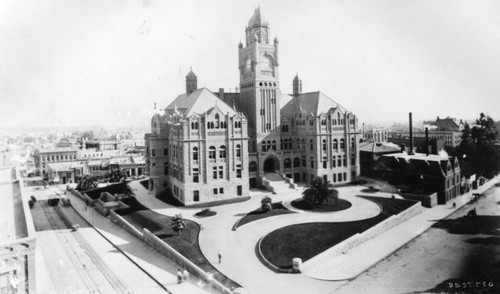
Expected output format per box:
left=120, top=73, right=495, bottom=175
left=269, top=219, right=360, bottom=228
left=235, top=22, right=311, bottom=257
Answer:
left=145, top=8, right=360, bottom=204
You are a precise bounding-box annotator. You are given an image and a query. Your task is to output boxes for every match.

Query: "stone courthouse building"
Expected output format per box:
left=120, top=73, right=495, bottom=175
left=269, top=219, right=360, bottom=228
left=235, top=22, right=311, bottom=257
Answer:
left=145, top=8, right=360, bottom=205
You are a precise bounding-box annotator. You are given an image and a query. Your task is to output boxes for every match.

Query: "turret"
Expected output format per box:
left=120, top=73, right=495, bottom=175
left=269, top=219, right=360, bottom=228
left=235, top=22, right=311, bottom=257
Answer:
left=186, top=67, right=197, bottom=95
left=293, top=74, right=302, bottom=97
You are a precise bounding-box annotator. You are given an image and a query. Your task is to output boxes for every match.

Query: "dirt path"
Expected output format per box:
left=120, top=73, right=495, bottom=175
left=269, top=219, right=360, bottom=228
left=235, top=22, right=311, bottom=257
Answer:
left=333, top=186, right=500, bottom=294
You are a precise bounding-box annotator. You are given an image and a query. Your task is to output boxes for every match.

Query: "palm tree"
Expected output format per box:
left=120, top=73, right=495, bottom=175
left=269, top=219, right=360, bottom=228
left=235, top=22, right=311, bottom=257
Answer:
left=171, top=214, right=186, bottom=236
left=108, top=168, right=128, bottom=183
left=76, top=175, right=98, bottom=192
left=302, top=177, right=338, bottom=206
left=261, top=196, right=272, bottom=213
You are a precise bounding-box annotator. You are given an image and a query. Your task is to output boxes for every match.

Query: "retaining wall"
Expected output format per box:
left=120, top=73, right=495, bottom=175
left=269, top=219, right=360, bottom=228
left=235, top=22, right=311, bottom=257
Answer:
left=303, top=201, right=423, bottom=270
left=109, top=210, right=144, bottom=239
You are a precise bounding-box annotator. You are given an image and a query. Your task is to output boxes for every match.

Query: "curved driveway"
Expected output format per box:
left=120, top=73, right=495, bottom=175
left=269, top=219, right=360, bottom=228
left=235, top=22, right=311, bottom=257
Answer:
left=132, top=181, right=381, bottom=294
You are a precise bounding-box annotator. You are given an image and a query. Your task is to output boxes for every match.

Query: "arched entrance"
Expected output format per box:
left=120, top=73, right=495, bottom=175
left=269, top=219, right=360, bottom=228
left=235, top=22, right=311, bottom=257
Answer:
left=263, top=156, right=280, bottom=173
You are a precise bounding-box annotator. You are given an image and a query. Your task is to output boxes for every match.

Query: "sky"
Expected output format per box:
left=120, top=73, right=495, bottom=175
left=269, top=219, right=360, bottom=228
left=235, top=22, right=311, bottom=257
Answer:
left=1, top=0, right=500, bottom=129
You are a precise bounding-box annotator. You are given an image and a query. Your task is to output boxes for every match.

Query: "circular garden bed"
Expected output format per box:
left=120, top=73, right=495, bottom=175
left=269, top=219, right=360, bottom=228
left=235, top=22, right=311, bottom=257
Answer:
left=290, top=198, right=352, bottom=212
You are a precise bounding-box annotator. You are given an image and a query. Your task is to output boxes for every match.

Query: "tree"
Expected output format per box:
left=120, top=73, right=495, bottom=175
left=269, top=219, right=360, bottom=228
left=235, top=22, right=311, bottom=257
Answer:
left=455, top=113, right=500, bottom=178
left=76, top=175, right=97, bottom=191
left=302, top=177, right=338, bottom=206
left=108, top=168, right=128, bottom=183
left=171, top=214, right=186, bottom=236
left=261, top=196, right=272, bottom=213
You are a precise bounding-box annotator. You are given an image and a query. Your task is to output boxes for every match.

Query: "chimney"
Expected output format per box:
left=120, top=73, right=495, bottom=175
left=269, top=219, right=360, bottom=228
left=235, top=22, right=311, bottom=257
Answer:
left=409, top=112, right=415, bottom=155
left=425, top=127, right=429, bottom=156
left=219, top=88, right=225, bottom=103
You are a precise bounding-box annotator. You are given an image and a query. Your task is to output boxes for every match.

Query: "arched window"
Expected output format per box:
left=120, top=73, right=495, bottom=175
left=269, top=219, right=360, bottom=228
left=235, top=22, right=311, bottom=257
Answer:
left=193, top=147, right=198, bottom=160
left=236, top=144, right=241, bottom=157
left=266, top=140, right=271, bottom=151
left=340, top=139, right=345, bottom=150
left=215, top=114, right=220, bottom=128
left=262, top=142, right=266, bottom=152
left=249, top=161, right=257, bottom=172
left=191, top=122, right=195, bottom=129
left=272, top=140, right=276, bottom=151
left=209, top=146, right=216, bottom=159
left=207, top=122, right=211, bottom=129
left=284, top=158, right=291, bottom=168
left=210, top=122, right=214, bottom=129
left=219, top=145, right=226, bottom=158
left=333, top=139, right=338, bottom=151
left=293, top=157, right=300, bottom=167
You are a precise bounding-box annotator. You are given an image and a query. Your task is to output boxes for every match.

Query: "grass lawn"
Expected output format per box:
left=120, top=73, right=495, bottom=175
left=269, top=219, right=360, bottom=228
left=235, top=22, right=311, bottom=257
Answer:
left=290, top=198, right=352, bottom=212
left=154, top=185, right=250, bottom=208
left=233, top=202, right=296, bottom=230
left=259, top=196, right=417, bottom=270
left=115, top=197, right=241, bottom=289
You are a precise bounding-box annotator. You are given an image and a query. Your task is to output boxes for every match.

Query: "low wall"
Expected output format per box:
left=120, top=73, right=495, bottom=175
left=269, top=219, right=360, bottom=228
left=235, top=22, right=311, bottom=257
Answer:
left=400, top=192, right=437, bottom=208
left=142, top=229, right=233, bottom=294
left=108, top=210, right=144, bottom=240
left=302, top=201, right=423, bottom=271
left=108, top=211, right=236, bottom=294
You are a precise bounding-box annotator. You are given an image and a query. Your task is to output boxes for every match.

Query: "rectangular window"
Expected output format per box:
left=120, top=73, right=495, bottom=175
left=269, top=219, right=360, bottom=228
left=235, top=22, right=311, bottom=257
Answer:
left=193, top=172, right=199, bottom=183
left=344, top=172, right=347, bottom=182
left=323, top=161, right=327, bottom=169
left=323, top=175, right=328, bottom=182
left=219, top=188, right=224, bottom=194
left=338, top=173, right=342, bottom=182
left=237, top=169, right=241, bottom=178
left=164, top=148, right=168, bottom=156
left=213, top=188, right=218, bottom=195
left=194, top=191, right=199, bottom=202
left=152, top=149, right=156, bottom=156
left=337, top=157, right=342, bottom=167
left=237, top=185, right=242, bottom=196
left=164, top=166, right=168, bottom=175
left=219, top=166, right=224, bottom=179
left=213, top=167, right=217, bottom=179
left=333, top=174, right=336, bottom=183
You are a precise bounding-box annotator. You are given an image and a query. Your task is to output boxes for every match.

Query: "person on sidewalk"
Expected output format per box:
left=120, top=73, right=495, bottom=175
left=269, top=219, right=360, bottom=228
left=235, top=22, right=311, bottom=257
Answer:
left=177, top=269, right=183, bottom=284
left=218, top=250, right=222, bottom=263
left=182, top=268, right=190, bottom=282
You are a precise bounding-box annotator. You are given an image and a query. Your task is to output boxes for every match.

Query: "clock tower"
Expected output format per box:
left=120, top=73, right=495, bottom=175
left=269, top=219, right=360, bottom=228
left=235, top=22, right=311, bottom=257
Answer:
left=238, top=8, right=281, bottom=149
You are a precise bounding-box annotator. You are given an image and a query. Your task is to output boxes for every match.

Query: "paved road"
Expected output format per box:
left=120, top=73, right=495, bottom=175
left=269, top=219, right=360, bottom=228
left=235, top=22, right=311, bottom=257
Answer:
left=333, top=185, right=500, bottom=294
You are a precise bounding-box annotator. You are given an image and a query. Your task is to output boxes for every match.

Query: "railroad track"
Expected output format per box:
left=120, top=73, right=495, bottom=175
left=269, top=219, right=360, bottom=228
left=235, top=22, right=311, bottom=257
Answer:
left=40, top=201, right=131, bottom=294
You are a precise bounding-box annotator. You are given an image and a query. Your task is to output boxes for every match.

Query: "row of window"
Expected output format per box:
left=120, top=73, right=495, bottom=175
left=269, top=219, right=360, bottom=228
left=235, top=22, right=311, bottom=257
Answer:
left=41, top=154, right=76, bottom=162
left=260, top=138, right=356, bottom=152
left=192, top=185, right=243, bottom=202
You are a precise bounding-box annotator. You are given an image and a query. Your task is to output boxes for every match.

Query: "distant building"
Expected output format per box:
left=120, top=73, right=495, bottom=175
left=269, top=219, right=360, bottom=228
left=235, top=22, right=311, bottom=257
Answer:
left=375, top=152, right=461, bottom=204
left=0, top=168, right=37, bottom=293
left=34, top=148, right=78, bottom=177
left=365, top=129, right=388, bottom=143
left=388, top=136, right=444, bottom=155
left=359, top=141, right=401, bottom=177
left=46, top=161, right=87, bottom=184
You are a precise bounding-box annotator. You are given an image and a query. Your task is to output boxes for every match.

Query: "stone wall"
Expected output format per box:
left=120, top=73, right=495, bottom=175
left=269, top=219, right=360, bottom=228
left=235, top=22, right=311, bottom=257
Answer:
left=302, top=201, right=423, bottom=272
left=108, top=210, right=144, bottom=239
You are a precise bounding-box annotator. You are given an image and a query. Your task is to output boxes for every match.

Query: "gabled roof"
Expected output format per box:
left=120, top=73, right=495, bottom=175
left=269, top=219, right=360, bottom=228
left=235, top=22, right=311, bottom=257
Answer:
left=165, top=88, right=238, bottom=117
left=360, top=141, right=401, bottom=154
left=281, top=91, right=349, bottom=116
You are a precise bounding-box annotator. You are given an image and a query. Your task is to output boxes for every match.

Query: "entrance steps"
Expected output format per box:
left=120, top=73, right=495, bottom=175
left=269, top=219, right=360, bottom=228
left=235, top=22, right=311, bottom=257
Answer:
left=262, top=172, right=298, bottom=194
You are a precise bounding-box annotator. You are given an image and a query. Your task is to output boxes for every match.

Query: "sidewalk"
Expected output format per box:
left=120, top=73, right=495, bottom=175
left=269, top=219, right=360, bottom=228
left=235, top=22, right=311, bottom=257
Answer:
left=59, top=185, right=210, bottom=294
left=300, top=176, right=500, bottom=280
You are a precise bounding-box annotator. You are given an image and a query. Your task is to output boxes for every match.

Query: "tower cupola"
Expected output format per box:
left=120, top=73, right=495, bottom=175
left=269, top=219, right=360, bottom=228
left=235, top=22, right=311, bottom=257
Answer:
left=186, top=67, right=197, bottom=95
left=293, top=73, right=302, bottom=97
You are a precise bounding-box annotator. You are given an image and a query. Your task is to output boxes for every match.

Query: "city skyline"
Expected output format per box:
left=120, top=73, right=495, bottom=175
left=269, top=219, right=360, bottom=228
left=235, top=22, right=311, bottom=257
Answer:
left=1, top=0, right=500, bottom=128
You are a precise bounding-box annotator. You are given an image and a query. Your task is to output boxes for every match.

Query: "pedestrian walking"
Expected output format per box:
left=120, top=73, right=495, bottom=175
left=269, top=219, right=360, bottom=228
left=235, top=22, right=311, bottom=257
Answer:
left=182, top=268, right=190, bottom=282
left=177, top=268, right=183, bottom=284
left=218, top=250, right=222, bottom=263
left=452, top=202, right=456, bottom=209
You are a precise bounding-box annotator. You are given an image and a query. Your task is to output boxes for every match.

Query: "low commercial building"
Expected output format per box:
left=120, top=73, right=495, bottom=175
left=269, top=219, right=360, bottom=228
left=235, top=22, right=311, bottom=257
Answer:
left=34, top=148, right=78, bottom=176
left=359, top=141, right=401, bottom=177
left=46, top=161, right=87, bottom=184
left=375, top=152, right=461, bottom=204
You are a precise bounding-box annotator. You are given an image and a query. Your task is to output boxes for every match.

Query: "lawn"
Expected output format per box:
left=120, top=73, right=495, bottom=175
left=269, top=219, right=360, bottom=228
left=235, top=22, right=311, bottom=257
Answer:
left=290, top=198, right=352, bottom=212
left=233, top=202, right=296, bottom=230
left=259, top=196, right=417, bottom=270
left=115, top=197, right=241, bottom=289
